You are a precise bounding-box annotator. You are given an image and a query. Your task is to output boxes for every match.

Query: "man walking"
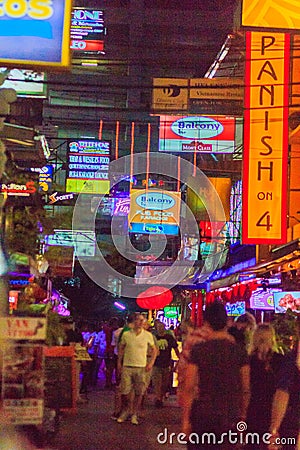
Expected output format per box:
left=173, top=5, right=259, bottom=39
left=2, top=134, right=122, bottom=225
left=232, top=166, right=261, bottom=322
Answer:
left=117, top=313, right=157, bottom=425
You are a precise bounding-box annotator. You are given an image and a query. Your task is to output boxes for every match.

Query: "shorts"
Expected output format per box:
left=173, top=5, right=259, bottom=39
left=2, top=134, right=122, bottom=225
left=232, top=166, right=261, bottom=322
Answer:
left=120, top=366, right=146, bottom=396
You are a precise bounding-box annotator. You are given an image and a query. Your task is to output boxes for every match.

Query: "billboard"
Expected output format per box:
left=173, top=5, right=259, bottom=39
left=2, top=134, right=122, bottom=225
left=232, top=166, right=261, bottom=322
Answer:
left=70, top=9, right=105, bottom=54
left=128, top=189, right=181, bottom=235
left=65, top=140, right=110, bottom=194
left=242, top=0, right=300, bottom=30
left=0, top=0, right=72, bottom=68
left=159, top=115, right=235, bottom=153
left=242, top=32, right=289, bottom=244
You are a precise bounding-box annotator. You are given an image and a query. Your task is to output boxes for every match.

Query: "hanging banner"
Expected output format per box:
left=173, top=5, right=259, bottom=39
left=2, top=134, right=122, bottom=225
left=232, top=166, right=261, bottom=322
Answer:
left=0, top=0, right=72, bottom=68
left=242, top=32, right=289, bottom=244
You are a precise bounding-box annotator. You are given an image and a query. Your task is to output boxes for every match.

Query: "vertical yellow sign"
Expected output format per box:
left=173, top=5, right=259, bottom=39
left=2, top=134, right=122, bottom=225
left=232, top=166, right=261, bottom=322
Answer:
left=242, top=32, right=289, bottom=244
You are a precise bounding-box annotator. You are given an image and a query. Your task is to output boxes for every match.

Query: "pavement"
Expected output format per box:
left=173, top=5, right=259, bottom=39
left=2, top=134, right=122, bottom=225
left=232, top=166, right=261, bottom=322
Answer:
left=1, top=376, right=184, bottom=450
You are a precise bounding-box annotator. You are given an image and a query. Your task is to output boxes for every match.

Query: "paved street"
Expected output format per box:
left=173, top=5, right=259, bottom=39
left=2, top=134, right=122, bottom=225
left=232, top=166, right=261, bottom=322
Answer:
left=2, top=378, right=183, bottom=450
left=49, top=387, right=182, bottom=450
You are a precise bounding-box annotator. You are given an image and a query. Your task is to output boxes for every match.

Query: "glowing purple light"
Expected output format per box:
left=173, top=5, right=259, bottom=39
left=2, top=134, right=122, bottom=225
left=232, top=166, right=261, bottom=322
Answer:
left=114, top=301, right=126, bottom=310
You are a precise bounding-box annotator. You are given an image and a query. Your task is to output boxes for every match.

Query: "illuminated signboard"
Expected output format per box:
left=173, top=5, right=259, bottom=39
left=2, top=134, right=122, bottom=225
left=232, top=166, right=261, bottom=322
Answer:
left=0, top=181, right=36, bottom=196
left=0, top=0, right=72, bottom=68
left=65, top=140, right=110, bottom=195
left=48, top=192, right=76, bottom=205
left=159, top=115, right=235, bottom=153
left=249, top=287, right=281, bottom=311
left=39, top=165, right=53, bottom=193
left=242, top=0, right=300, bottom=30
left=242, top=32, right=289, bottom=244
left=225, top=301, right=245, bottom=317
left=113, top=197, right=130, bottom=216
left=273, top=291, right=300, bottom=314
left=70, top=9, right=105, bottom=54
left=156, top=309, right=179, bottom=329
left=128, top=189, right=181, bottom=235
left=0, top=68, right=46, bottom=97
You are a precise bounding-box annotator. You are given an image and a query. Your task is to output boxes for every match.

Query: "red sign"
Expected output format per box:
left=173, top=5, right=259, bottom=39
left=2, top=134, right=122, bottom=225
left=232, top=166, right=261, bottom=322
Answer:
left=70, top=40, right=104, bottom=52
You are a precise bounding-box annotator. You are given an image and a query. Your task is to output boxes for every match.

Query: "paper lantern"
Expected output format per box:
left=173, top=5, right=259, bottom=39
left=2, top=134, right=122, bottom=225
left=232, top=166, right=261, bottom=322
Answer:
left=136, top=286, right=173, bottom=310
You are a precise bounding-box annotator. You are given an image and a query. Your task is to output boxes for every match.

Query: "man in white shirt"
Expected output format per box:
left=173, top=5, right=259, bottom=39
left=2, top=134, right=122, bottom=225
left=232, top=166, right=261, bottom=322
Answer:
left=117, top=313, right=157, bottom=425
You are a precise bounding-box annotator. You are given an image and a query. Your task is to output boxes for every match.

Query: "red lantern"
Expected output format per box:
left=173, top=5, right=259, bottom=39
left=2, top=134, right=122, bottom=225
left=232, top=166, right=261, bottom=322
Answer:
left=226, top=289, right=234, bottom=303
left=205, top=292, right=214, bottom=304
left=232, top=284, right=240, bottom=302
left=136, top=286, right=173, bottom=310
left=239, top=284, right=247, bottom=298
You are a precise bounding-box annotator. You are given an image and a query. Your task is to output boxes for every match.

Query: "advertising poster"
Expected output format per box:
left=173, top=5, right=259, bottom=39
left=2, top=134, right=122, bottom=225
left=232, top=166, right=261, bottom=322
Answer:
left=2, top=344, right=44, bottom=425
left=159, top=115, right=235, bottom=153
left=65, top=139, right=110, bottom=194
left=128, top=189, right=181, bottom=235
left=273, top=291, right=300, bottom=314
left=0, top=0, right=72, bottom=67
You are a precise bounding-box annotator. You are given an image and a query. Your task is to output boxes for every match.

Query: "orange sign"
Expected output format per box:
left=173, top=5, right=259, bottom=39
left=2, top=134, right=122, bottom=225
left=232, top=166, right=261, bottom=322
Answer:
left=242, top=0, right=300, bottom=30
left=242, top=32, right=289, bottom=244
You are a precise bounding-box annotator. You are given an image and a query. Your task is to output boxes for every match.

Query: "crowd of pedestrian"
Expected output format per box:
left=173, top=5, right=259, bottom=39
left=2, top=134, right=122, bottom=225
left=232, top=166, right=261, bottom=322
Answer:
left=63, top=302, right=299, bottom=449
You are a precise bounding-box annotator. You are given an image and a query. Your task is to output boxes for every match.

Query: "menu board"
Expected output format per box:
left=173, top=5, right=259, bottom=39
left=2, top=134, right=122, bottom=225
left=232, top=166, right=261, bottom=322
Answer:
left=43, top=346, right=76, bottom=413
